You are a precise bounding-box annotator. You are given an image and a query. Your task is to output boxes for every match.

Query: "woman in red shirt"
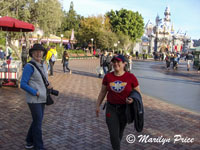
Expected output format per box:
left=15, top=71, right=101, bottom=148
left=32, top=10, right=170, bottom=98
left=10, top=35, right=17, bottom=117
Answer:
left=96, top=54, right=140, bottom=150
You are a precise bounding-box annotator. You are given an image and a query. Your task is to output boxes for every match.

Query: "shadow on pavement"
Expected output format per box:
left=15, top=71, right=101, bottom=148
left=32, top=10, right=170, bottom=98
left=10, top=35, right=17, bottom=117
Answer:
left=70, top=69, right=99, bottom=78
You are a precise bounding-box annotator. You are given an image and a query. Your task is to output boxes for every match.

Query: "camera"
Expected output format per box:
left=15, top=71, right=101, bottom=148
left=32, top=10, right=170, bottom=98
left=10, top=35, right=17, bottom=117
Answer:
left=48, top=88, right=59, bottom=96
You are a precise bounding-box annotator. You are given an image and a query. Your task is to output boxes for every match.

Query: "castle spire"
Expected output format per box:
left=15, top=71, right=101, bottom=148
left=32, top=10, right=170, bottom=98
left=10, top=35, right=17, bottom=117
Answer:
left=164, top=6, right=171, bottom=22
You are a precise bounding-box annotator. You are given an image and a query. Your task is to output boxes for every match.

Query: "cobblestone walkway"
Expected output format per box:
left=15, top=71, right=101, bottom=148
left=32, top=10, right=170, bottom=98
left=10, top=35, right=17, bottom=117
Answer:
left=0, top=59, right=199, bottom=150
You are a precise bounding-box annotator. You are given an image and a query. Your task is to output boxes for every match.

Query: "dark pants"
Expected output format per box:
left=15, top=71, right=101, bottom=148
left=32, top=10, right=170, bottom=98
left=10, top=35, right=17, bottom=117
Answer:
left=166, top=60, right=170, bottom=68
left=106, top=103, right=127, bottom=150
left=63, top=61, right=70, bottom=72
left=26, top=103, right=45, bottom=150
left=103, top=66, right=108, bottom=75
left=49, top=60, right=55, bottom=75
left=107, top=64, right=112, bottom=73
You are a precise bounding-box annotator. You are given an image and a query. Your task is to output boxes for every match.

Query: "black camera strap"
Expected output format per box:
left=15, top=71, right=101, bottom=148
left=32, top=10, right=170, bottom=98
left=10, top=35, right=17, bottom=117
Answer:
left=28, top=61, right=49, bottom=88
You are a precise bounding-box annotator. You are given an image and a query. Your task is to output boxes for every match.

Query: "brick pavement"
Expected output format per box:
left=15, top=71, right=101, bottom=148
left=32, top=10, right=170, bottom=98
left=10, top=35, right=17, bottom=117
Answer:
left=0, top=59, right=199, bottom=150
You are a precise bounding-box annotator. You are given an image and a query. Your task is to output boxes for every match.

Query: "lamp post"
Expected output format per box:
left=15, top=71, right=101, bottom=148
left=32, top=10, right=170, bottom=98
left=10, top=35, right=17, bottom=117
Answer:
left=114, top=43, right=117, bottom=53
left=60, top=34, right=63, bottom=47
left=91, top=38, right=94, bottom=53
left=36, top=29, right=43, bottom=44
left=117, top=41, right=121, bottom=53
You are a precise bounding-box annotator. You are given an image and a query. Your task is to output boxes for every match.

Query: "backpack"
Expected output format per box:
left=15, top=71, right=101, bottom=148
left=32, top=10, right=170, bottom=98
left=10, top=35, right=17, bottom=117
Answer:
left=51, top=54, right=56, bottom=62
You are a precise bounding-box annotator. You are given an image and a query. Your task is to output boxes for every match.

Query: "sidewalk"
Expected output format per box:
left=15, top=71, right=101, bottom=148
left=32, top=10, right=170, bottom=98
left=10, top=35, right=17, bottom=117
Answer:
left=0, top=59, right=199, bottom=150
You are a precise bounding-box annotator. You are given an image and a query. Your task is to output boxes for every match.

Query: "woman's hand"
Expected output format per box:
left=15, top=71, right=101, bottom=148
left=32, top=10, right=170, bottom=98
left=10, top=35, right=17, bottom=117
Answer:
left=126, top=97, right=134, bottom=104
left=36, top=91, right=40, bottom=97
left=47, top=83, right=53, bottom=89
left=96, top=106, right=100, bottom=117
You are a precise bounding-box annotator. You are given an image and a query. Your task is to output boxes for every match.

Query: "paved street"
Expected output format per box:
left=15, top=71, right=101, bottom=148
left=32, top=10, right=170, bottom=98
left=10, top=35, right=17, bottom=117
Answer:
left=0, top=59, right=200, bottom=150
left=132, top=60, right=200, bottom=113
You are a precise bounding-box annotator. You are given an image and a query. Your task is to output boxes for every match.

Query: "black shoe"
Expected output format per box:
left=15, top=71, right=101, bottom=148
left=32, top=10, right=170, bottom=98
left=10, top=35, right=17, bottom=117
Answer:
left=25, top=143, right=34, bottom=149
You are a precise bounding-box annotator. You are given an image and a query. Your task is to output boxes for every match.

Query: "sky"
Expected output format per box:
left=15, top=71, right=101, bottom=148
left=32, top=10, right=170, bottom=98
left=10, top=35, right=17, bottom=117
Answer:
left=61, top=0, right=200, bottom=40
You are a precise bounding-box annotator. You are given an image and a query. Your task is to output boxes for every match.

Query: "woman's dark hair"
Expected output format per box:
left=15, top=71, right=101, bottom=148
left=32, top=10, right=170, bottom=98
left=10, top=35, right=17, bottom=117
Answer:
left=63, top=51, right=69, bottom=57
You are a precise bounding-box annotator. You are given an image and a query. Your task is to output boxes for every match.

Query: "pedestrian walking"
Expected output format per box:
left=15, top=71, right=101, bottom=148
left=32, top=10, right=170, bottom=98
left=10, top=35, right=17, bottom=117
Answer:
left=165, top=53, right=170, bottom=70
left=46, top=45, right=57, bottom=76
left=186, top=52, right=193, bottom=71
left=96, top=54, right=140, bottom=150
left=173, top=54, right=178, bottom=70
left=136, top=51, right=139, bottom=59
left=62, top=51, right=71, bottom=74
left=106, top=52, right=113, bottom=73
left=6, top=46, right=13, bottom=59
left=20, top=43, right=50, bottom=150
left=124, top=53, right=132, bottom=72
left=100, top=51, right=108, bottom=75
left=0, top=47, right=5, bottom=60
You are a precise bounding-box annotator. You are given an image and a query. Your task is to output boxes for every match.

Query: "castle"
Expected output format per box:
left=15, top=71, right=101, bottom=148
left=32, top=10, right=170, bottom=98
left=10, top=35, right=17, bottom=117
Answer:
left=144, top=6, right=192, bottom=53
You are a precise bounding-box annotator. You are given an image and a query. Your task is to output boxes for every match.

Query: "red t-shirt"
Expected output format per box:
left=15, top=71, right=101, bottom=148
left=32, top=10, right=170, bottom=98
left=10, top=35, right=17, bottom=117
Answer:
left=102, top=72, right=139, bottom=104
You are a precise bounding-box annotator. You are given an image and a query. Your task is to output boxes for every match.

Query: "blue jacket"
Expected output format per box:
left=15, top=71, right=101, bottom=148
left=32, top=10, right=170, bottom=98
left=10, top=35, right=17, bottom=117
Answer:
left=126, top=89, right=144, bottom=132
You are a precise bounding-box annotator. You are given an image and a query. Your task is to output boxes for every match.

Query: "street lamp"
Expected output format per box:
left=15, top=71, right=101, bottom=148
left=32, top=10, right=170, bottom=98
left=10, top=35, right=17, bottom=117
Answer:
left=35, top=29, right=43, bottom=44
left=117, top=41, right=120, bottom=53
left=91, top=38, right=94, bottom=53
left=60, top=34, right=63, bottom=47
left=114, top=43, right=117, bottom=53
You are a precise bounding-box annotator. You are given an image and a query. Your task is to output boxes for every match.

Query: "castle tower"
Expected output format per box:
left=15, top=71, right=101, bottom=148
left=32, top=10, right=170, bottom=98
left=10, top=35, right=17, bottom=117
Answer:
left=155, top=14, right=160, bottom=26
left=164, top=6, right=171, bottom=22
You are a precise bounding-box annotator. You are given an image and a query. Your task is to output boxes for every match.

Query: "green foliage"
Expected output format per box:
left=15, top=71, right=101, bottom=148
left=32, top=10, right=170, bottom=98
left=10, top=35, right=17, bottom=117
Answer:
left=106, top=9, right=144, bottom=42
left=0, top=1, right=145, bottom=54
left=67, top=50, right=86, bottom=54
left=0, top=0, right=63, bottom=48
left=76, top=15, right=116, bottom=50
left=0, top=33, right=6, bottom=46
left=60, top=1, right=82, bottom=35
left=98, top=30, right=118, bottom=50
left=31, top=0, right=64, bottom=36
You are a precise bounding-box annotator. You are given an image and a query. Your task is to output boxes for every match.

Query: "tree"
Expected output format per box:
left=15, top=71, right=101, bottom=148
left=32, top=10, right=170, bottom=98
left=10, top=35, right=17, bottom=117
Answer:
left=61, top=1, right=82, bottom=32
left=0, top=0, right=64, bottom=54
left=98, top=30, right=118, bottom=51
left=0, top=0, right=63, bottom=36
left=76, top=15, right=115, bottom=50
left=31, top=0, right=63, bottom=36
left=106, top=9, right=144, bottom=42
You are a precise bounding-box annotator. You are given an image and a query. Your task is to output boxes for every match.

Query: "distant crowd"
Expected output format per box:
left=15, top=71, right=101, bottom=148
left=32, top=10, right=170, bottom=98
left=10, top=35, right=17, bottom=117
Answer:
left=152, top=51, right=200, bottom=72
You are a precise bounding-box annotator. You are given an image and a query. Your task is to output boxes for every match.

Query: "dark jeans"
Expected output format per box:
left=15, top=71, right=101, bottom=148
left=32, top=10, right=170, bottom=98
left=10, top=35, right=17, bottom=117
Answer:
left=49, top=60, right=55, bottom=75
left=103, top=66, right=108, bottom=75
left=166, top=60, right=170, bottom=68
left=26, top=103, right=45, bottom=150
left=63, top=61, right=70, bottom=72
left=106, top=103, right=127, bottom=150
